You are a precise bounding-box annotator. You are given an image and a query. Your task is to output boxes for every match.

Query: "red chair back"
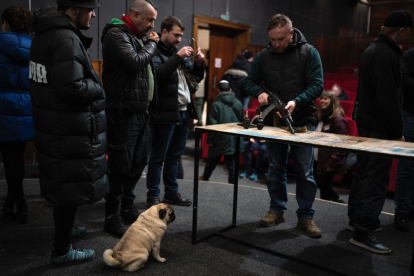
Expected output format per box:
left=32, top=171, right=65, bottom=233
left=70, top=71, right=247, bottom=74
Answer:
left=340, top=101, right=354, bottom=119
left=323, top=80, right=341, bottom=91
left=339, top=74, right=358, bottom=82
left=337, top=67, right=355, bottom=75
left=323, top=73, right=338, bottom=81
left=342, top=80, right=358, bottom=93
left=346, top=118, right=358, bottom=136
left=251, top=98, right=260, bottom=109
left=316, top=98, right=321, bottom=108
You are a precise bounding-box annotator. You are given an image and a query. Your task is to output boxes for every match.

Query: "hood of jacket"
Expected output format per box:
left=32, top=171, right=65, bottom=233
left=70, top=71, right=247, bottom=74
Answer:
left=224, top=69, right=248, bottom=80
left=0, top=32, right=32, bottom=63
left=101, top=18, right=130, bottom=43
left=32, top=6, right=93, bottom=48
left=215, top=91, right=238, bottom=104
left=267, top=27, right=307, bottom=54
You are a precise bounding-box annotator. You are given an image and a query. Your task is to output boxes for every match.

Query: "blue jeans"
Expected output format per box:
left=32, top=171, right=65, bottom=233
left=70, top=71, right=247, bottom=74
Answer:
left=147, top=111, right=189, bottom=199
left=266, top=124, right=317, bottom=220
left=395, top=111, right=414, bottom=214
left=243, top=139, right=267, bottom=175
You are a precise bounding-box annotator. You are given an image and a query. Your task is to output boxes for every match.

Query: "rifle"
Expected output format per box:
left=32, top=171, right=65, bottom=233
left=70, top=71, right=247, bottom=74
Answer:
left=261, top=85, right=295, bottom=134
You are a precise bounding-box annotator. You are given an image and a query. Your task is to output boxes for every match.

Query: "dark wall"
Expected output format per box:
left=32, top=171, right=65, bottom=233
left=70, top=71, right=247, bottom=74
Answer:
left=0, top=0, right=369, bottom=59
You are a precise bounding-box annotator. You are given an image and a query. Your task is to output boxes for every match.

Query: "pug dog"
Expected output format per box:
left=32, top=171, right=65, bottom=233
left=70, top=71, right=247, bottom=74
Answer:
left=103, top=203, right=175, bottom=272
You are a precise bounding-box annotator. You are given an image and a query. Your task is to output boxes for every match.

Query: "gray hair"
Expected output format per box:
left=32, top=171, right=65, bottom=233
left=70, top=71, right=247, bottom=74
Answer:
left=128, top=0, right=157, bottom=16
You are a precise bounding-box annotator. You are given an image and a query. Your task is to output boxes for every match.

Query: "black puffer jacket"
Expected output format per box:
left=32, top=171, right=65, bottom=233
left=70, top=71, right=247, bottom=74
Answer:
left=30, top=7, right=108, bottom=207
left=101, top=23, right=158, bottom=113
left=222, top=69, right=248, bottom=104
left=150, top=40, right=204, bottom=124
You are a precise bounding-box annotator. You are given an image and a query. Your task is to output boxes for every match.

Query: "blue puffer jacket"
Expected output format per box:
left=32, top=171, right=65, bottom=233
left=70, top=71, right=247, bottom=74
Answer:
left=0, top=31, right=33, bottom=143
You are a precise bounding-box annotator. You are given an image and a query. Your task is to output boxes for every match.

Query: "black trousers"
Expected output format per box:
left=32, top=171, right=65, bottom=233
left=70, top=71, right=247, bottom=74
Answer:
left=53, top=206, right=77, bottom=256
left=0, top=142, right=26, bottom=199
left=314, top=173, right=340, bottom=201
left=203, top=154, right=236, bottom=184
left=105, top=112, right=150, bottom=216
left=347, top=127, right=394, bottom=232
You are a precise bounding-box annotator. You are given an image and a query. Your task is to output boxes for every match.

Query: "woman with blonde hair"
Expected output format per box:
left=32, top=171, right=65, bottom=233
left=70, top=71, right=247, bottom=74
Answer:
left=314, top=90, right=348, bottom=203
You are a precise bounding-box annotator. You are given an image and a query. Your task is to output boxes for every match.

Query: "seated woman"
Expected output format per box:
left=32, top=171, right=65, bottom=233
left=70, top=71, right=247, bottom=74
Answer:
left=314, top=91, right=347, bottom=203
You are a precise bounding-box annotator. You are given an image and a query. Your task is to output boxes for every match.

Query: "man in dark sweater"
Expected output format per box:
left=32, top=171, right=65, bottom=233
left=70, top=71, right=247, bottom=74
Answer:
left=348, top=9, right=413, bottom=254
left=244, top=14, right=323, bottom=238
left=394, top=47, right=414, bottom=232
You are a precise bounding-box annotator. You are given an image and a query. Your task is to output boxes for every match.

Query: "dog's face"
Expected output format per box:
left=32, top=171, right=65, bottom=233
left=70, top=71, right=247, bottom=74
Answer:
left=157, top=203, right=175, bottom=224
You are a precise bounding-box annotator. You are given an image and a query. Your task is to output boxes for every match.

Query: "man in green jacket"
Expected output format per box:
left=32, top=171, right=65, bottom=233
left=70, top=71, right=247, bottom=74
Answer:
left=244, top=14, right=323, bottom=237
left=200, top=80, right=244, bottom=184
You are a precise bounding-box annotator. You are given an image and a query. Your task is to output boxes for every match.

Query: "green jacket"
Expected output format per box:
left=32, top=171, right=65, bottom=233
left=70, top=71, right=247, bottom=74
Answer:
left=207, top=91, right=244, bottom=158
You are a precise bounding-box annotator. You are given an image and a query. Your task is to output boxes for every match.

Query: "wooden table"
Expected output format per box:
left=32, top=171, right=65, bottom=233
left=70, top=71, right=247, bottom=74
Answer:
left=192, top=123, right=414, bottom=276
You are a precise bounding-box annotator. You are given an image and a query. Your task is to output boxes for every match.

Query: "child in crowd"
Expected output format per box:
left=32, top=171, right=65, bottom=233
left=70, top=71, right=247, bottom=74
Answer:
left=199, top=80, right=244, bottom=184
left=314, top=91, right=347, bottom=203
left=240, top=135, right=267, bottom=180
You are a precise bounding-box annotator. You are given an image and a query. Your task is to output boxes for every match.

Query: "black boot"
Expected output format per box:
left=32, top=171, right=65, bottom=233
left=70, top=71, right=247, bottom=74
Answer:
left=120, top=205, right=140, bottom=224
left=3, top=197, right=16, bottom=222
left=103, top=214, right=129, bottom=238
left=350, top=229, right=391, bottom=254
left=15, top=198, right=28, bottom=224
left=394, top=212, right=409, bottom=232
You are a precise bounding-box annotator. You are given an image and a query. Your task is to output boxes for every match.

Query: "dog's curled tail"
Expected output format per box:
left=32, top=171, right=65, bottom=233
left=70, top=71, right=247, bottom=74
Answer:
left=103, top=249, right=121, bottom=267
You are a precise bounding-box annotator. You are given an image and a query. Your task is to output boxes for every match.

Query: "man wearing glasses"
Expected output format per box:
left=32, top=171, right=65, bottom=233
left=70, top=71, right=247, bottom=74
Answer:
left=147, top=16, right=204, bottom=208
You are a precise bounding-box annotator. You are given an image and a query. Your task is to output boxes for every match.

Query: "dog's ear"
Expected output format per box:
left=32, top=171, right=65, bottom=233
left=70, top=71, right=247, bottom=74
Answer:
left=159, top=208, right=167, bottom=219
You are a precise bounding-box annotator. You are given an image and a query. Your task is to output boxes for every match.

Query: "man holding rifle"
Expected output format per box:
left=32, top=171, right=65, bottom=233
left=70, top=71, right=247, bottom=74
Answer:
left=244, top=14, right=323, bottom=237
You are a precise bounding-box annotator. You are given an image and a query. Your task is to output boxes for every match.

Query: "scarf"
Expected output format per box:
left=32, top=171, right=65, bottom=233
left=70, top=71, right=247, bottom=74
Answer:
left=121, top=14, right=143, bottom=39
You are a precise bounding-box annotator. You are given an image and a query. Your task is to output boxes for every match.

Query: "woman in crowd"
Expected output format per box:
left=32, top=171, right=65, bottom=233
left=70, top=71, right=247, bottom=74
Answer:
left=0, top=6, right=33, bottom=223
left=314, top=91, right=347, bottom=203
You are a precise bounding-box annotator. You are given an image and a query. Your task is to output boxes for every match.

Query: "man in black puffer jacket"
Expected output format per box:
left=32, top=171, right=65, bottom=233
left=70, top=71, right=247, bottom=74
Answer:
left=30, top=0, right=107, bottom=266
left=101, top=0, right=159, bottom=237
left=348, top=9, right=413, bottom=255
left=147, top=16, right=204, bottom=208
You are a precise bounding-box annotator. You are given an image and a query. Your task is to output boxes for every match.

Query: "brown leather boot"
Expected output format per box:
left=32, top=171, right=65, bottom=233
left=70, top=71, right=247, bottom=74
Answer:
left=297, top=218, right=322, bottom=238
left=259, top=211, right=285, bottom=227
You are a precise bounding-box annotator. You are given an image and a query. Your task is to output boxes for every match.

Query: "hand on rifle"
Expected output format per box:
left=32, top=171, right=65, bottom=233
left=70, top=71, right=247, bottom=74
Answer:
left=276, top=101, right=296, bottom=118
left=258, top=92, right=269, bottom=105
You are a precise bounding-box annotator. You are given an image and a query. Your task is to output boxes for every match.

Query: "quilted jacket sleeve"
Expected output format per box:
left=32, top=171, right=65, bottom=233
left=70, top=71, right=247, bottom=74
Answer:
left=51, top=37, right=103, bottom=104
left=104, top=27, right=157, bottom=74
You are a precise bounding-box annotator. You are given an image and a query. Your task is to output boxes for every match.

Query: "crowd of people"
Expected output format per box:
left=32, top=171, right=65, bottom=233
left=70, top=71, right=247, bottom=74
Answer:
left=1, top=0, right=413, bottom=268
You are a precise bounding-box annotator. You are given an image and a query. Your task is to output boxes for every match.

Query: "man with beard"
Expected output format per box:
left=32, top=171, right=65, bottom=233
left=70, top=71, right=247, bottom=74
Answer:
left=30, top=0, right=108, bottom=266
left=146, top=16, right=204, bottom=208
left=244, top=14, right=323, bottom=238
left=101, top=0, right=159, bottom=237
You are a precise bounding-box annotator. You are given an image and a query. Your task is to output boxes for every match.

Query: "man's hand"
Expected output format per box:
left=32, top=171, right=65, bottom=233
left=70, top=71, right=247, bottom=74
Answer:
left=249, top=138, right=255, bottom=143
left=177, top=46, right=193, bottom=58
left=277, top=100, right=296, bottom=118
left=194, top=48, right=205, bottom=66
left=395, top=136, right=405, bottom=142
left=258, top=92, right=269, bottom=106
left=148, top=32, right=159, bottom=43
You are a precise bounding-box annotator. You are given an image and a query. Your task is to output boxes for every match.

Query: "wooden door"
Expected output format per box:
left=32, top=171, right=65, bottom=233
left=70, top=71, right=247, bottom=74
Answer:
left=208, top=34, right=235, bottom=113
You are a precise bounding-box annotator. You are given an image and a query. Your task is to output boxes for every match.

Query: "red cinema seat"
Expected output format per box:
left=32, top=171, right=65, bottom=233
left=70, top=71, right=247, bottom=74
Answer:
left=323, top=73, right=338, bottom=81
left=388, top=159, right=399, bottom=192
left=324, top=80, right=341, bottom=91
left=340, top=101, right=354, bottom=119
left=337, top=67, right=355, bottom=75
left=251, top=98, right=260, bottom=109
left=316, top=98, right=321, bottom=108
left=339, top=74, right=359, bottom=82
left=342, top=81, right=358, bottom=93
left=346, top=118, right=358, bottom=137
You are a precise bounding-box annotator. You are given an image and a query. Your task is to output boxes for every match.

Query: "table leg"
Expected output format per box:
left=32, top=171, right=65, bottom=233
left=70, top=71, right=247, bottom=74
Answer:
left=233, top=137, right=240, bottom=226
left=192, top=131, right=200, bottom=245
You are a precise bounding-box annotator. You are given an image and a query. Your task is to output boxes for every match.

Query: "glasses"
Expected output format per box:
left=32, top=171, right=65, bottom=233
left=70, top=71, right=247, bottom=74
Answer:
left=189, top=38, right=199, bottom=57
